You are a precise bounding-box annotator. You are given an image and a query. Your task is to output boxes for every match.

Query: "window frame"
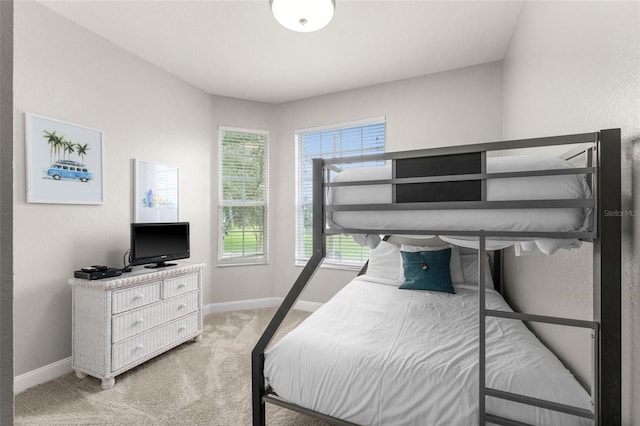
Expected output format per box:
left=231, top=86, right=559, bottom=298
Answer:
left=217, top=126, right=269, bottom=267
left=294, top=117, right=386, bottom=270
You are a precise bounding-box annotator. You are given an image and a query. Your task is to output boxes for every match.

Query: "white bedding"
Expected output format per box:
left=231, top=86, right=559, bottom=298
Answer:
left=328, top=155, right=592, bottom=254
left=264, top=276, right=592, bottom=425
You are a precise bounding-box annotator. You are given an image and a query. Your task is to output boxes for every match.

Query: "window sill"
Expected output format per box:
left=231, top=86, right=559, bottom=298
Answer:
left=295, top=260, right=363, bottom=272
left=218, top=259, right=269, bottom=268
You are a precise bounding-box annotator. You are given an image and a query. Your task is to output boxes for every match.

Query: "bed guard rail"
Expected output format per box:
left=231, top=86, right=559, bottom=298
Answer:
left=322, top=131, right=599, bottom=241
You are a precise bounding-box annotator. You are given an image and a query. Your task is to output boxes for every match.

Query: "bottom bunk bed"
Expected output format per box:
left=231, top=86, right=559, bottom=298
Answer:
left=265, top=275, right=592, bottom=425
left=264, top=243, right=593, bottom=426
left=252, top=130, right=621, bottom=425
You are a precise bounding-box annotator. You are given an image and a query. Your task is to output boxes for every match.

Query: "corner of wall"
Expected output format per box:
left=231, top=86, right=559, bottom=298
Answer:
left=0, top=0, right=14, bottom=421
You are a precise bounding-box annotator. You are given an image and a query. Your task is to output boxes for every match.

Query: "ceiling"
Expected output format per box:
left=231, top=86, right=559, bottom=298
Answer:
left=36, top=0, right=525, bottom=104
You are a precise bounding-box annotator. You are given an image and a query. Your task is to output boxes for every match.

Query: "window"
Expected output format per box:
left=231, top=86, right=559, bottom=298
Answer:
left=153, top=163, right=178, bottom=207
left=295, top=118, right=385, bottom=269
left=218, top=127, right=268, bottom=265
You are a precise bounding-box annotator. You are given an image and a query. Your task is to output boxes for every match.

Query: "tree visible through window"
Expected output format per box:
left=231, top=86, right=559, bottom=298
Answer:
left=295, top=119, right=385, bottom=268
left=218, top=127, right=268, bottom=265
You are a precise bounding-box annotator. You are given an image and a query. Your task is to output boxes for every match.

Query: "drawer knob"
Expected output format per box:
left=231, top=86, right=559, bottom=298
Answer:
left=133, top=294, right=144, bottom=301
left=178, top=326, right=186, bottom=332
left=178, top=303, right=187, bottom=310
left=134, top=318, right=144, bottom=325
left=135, top=344, right=144, bottom=351
left=177, top=284, right=186, bottom=289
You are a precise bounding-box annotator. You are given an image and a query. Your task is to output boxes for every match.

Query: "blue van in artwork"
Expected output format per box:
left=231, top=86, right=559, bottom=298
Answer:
left=47, top=160, right=93, bottom=182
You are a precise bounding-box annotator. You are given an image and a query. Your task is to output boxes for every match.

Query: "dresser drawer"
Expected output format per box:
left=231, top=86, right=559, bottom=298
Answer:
left=163, top=273, right=199, bottom=298
left=111, top=291, right=199, bottom=342
left=111, top=312, right=200, bottom=372
left=112, top=282, right=161, bottom=314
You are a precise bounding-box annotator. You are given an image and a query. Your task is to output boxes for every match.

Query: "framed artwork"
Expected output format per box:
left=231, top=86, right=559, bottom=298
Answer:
left=134, top=159, right=179, bottom=223
left=25, top=113, right=104, bottom=204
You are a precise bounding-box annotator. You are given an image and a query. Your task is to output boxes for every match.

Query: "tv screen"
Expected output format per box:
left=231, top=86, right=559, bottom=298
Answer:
left=130, top=222, right=190, bottom=268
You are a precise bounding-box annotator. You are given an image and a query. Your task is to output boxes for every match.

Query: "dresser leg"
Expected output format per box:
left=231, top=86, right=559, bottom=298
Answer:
left=195, top=333, right=203, bottom=342
left=74, top=370, right=87, bottom=380
left=101, top=377, right=115, bottom=390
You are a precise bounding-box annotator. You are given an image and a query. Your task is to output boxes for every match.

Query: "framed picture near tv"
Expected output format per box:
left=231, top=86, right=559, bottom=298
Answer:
left=133, top=159, right=179, bottom=223
left=25, top=113, right=104, bottom=204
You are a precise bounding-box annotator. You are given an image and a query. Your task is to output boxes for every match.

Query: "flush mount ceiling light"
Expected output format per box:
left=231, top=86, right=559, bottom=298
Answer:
left=270, top=0, right=336, bottom=33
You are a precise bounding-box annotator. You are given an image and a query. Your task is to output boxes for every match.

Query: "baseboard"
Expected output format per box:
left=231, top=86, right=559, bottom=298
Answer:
left=203, top=297, right=282, bottom=316
left=204, top=297, right=323, bottom=316
left=17, top=298, right=323, bottom=394
left=14, top=356, right=72, bottom=395
left=292, top=300, right=323, bottom=312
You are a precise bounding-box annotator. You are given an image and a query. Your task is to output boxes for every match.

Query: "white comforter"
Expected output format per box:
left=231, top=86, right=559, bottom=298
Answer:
left=264, top=276, right=592, bottom=425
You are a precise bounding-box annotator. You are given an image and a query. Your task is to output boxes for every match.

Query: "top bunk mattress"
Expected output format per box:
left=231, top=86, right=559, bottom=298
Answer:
left=328, top=154, right=593, bottom=238
left=264, top=276, right=593, bottom=426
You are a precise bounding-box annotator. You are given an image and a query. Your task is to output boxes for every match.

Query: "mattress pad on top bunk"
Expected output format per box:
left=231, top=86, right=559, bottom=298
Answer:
left=264, top=276, right=593, bottom=426
left=328, top=155, right=592, bottom=254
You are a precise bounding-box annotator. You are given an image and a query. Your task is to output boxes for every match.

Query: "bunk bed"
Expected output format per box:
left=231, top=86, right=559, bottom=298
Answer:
left=252, top=130, right=621, bottom=425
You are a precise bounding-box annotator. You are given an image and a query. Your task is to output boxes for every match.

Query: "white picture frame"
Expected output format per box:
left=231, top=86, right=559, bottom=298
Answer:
left=25, top=113, right=104, bottom=204
left=133, top=159, right=179, bottom=223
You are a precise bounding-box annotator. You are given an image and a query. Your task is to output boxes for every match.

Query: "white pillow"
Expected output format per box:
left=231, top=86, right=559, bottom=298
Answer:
left=460, top=254, right=495, bottom=289
left=400, top=244, right=465, bottom=284
left=365, top=241, right=403, bottom=283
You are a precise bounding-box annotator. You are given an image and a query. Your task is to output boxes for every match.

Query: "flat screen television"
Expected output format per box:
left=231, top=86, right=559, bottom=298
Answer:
left=130, top=222, right=190, bottom=268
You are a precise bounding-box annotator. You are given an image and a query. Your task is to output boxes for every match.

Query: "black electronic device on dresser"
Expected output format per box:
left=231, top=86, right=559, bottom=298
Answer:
left=130, top=222, right=190, bottom=269
left=74, top=265, right=122, bottom=280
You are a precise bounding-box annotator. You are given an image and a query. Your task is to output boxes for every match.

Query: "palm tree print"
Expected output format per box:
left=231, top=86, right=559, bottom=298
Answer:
left=76, top=143, right=89, bottom=162
left=43, top=131, right=90, bottom=163
left=43, top=130, right=58, bottom=163
left=54, top=135, right=65, bottom=161
left=62, top=139, right=75, bottom=159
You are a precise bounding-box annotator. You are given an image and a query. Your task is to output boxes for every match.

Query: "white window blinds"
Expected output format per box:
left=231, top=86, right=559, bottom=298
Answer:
left=295, top=119, right=385, bottom=269
left=218, top=127, right=268, bottom=265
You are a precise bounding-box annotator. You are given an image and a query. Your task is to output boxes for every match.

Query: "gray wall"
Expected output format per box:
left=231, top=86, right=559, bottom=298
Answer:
left=0, top=0, right=13, bottom=421
left=209, top=95, right=277, bottom=303
left=13, top=1, right=505, bottom=381
left=12, top=1, right=274, bottom=376
left=272, top=62, right=504, bottom=303
left=501, top=1, right=639, bottom=422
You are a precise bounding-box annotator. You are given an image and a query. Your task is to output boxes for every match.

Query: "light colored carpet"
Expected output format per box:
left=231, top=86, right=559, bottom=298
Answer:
left=15, top=308, right=331, bottom=425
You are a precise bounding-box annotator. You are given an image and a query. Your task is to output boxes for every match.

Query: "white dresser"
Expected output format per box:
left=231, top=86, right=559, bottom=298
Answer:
left=69, top=262, right=206, bottom=389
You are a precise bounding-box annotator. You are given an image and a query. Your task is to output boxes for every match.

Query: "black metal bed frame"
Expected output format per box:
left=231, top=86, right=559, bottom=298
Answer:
left=252, top=129, right=621, bottom=425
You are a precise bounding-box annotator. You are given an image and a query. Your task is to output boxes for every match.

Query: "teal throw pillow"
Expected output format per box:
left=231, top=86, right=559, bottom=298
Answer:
left=399, top=248, right=455, bottom=294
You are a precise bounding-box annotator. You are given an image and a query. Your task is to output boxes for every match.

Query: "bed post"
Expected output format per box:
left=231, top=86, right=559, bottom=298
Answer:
left=251, top=158, right=327, bottom=426
left=594, top=128, right=621, bottom=425
left=478, top=235, right=487, bottom=425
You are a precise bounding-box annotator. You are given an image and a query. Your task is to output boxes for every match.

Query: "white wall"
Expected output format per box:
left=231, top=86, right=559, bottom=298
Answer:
left=502, top=0, right=640, bottom=422
left=209, top=95, right=277, bottom=303
left=272, top=62, right=503, bottom=302
left=12, top=1, right=275, bottom=376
